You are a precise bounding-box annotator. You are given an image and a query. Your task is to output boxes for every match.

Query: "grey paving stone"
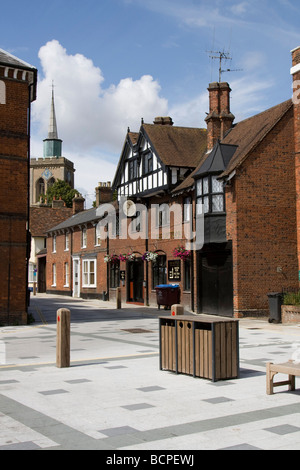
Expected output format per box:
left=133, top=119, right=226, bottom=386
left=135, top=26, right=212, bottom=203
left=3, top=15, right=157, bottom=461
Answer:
left=264, top=424, right=300, bottom=435
left=121, top=403, right=155, bottom=411
left=99, top=426, right=139, bottom=437
left=39, top=389, right=69, bottom=396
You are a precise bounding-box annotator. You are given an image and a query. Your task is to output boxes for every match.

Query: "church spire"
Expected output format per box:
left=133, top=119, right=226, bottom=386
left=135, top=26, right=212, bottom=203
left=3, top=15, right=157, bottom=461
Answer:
left=43, top=83, right=63, bottom=159
left=48, top=84, right=58, bottom=139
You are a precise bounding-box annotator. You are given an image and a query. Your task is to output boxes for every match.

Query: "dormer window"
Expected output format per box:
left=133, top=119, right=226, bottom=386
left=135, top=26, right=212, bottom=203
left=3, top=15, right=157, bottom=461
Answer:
left=196, top=175, right=224, bottom=214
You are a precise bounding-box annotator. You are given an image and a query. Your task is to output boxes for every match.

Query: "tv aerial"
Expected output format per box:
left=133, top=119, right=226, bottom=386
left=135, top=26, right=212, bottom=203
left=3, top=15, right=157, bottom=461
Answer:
left=207, top=49, right=242, bottom=82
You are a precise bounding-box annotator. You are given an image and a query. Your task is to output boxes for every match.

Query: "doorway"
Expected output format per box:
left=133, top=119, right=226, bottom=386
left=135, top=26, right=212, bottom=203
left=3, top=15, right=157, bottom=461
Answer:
left=198, top=244, right=233, bottom=317
left=127, top=259, right=144, bottom=303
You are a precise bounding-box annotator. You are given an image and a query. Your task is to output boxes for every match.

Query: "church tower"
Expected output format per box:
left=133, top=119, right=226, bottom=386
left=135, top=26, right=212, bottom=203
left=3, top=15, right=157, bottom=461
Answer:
left=30, top=87, right=75, bottom=205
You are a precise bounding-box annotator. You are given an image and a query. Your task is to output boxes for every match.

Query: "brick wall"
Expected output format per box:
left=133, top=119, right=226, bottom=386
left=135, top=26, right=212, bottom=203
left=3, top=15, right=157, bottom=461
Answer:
left=226, top=107, right=298, bottom=317
left=0, top=69, right=37, bottom=325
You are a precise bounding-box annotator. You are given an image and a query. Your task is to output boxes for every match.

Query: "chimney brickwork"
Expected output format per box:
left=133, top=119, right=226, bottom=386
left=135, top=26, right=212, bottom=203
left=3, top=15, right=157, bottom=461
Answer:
left=205, top=82, right=235, bottom=150
left=95, top=182, right=112, bottom=207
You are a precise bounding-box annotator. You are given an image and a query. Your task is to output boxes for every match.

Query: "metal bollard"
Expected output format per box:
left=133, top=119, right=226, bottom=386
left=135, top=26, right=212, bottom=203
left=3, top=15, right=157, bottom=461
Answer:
left=56, top=308, right=71, bottom=368
left=116, top=287, right=122, bottom=309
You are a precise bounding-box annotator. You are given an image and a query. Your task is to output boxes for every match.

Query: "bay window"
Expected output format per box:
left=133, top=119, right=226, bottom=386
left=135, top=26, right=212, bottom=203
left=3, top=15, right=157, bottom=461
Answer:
left=196, top=175, right=224, bottom=214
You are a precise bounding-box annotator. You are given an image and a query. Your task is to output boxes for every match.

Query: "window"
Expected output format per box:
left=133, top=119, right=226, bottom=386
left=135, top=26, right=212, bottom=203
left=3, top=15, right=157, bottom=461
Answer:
left=64, top=262, right=69, bottom=287
left=36, top=178, right=45, bottom=202
left=65, top=233, right=69, bottom=251
left=95, top=223, right=101, bottom=246
left=82, top=259, right=96, bottom=287
left=152, top=255, right=166, bottom=288
left=52, top=264, right=56, bottom=286
left=156, top=204, right=170, bottom=227
left=28, top=263, right=36, bottom=284
left=128, top=159, right=137, bottom=181
left=47, top=177, right=55, bottom=190
left=196, top=175, right=224, bottom=214
left=183, top=197, right=192, bottom=222
left=110, top=261, right=120, bottom=289
left=0, top=80, right=6, bottom=104
left=52, top=235, right=56, bottom=253
left=143, top=152, right=153, bottom=174
left=184, top=259, right=191, bottom=291
left=81, top=228, right=87, bottom=248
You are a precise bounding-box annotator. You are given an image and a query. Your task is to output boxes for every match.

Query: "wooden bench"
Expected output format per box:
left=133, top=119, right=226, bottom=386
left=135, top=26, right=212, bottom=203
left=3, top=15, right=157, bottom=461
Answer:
left=266, top=361, right=300, bottom=395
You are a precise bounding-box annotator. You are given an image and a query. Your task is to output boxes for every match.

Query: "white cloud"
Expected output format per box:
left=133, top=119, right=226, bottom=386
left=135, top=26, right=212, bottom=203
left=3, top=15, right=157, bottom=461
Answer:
left=31, top=40, right=168, bottom=205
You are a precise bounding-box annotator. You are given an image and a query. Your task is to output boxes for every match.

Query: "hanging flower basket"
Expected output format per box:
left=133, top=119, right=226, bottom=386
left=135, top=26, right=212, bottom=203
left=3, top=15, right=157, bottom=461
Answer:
left=172, top=246, right=191, bottom=260
left=104, top=253, right=135, bottom=263
left=119, top=253, right=135, bottom=262
left=104, top=254, right=120, bottom=264
left=142, top=251, right=158, bottom=262
left=104, top=255, right=119, bottom=264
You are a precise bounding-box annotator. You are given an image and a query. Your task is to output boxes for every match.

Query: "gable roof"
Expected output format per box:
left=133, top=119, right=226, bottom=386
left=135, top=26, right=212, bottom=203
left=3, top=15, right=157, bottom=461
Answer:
left=142, top=124, right=207, bottom=168
left=173, top=98, right=293, bottom=195
left=220, top=99, right=293, bottom=177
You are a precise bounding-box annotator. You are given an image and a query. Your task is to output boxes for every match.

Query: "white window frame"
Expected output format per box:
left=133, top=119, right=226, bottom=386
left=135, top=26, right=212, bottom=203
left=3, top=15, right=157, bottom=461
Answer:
left=65, top=232, right=69, bottom=251
left=52, top=264, right=56, bottom=286
left=52, top=235, right=56, bottom=253
left=82, top=258, right=97, bottom=288
left=81, top=228, right=87, bottom=248
left=64, top=262, right=69, bottom=287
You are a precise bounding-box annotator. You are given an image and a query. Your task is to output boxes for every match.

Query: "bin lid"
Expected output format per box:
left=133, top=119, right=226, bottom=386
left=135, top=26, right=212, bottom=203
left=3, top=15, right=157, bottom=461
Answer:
left=155, top=284, right=179, bottom=289
left=267, top=292, right=283, bottom=297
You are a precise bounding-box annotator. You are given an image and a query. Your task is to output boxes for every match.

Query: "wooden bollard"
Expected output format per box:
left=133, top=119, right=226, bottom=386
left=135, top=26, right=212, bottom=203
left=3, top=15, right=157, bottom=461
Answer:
left=116, top=287, right=122, bottom=309
left=171, top=304, right=184, bottom=316
left=56, top=308, right=71, bottom=368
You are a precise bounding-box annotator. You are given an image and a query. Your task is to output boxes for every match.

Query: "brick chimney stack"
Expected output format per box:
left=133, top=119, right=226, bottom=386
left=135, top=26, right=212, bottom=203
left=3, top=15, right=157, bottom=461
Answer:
left=95, top=182, right=112, bottom=207
left=72, top=194, right=85, bottom=214
left=205, top=82, right=235, bottom=151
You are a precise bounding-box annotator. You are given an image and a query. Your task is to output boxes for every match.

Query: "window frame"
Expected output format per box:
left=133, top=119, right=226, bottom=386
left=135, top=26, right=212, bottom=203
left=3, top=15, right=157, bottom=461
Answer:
left=143, top=151, right=153, bottom=175
left=52, top=263, right=56, bottom=287
left=82, top=258, right=97, bottom=288
left=81, top=227, right=87, bottom=248
left=52, top=235, right=56, bottom=253
left=196, top=174, right=225, bottom=214
left=65, top=232, right=69, bottom=251
left=152, top=254, right=167, bottom=289
left=64, top=262, right=69, bottom=287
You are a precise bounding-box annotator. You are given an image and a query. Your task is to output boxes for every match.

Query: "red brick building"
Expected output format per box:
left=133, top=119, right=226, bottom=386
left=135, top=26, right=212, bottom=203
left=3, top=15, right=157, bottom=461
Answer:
left=0, top=49, right=37, bottom=325
left=46, top=46, right=300, bottom=319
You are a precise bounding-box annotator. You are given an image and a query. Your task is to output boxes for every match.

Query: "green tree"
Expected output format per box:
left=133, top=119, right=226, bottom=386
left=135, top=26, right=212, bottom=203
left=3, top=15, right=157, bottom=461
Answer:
left=43, top=179, right=80, bottom=208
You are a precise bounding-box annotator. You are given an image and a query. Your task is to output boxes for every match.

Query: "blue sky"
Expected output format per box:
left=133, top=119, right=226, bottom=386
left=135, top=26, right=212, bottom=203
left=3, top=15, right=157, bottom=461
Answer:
left=1, top=0, right=300, bottom=205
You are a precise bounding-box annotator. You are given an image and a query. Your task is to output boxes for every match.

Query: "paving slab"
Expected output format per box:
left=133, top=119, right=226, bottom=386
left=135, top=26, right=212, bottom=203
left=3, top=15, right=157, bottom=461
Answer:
left=0, top=294, right=300, bottom=452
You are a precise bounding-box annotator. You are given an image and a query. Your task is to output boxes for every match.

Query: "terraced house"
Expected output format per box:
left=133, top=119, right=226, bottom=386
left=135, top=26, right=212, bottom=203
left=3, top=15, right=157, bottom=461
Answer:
left=46, top=46, right=300, bottom=319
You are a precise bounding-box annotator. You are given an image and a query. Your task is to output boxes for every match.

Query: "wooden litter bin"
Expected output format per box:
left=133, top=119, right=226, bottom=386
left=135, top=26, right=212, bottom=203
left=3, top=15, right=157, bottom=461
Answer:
left=159, top=315, right=239, bottom=382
